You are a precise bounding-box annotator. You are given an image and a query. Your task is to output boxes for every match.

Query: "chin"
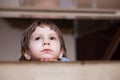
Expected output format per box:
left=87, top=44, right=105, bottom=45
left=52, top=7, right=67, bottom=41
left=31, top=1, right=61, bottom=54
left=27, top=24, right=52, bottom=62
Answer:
left=41, top=54, right=56, bottom=59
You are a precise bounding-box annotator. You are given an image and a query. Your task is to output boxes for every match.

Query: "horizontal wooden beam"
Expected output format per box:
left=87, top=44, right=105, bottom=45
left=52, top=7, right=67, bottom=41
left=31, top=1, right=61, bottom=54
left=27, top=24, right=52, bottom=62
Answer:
left=0, top=7, right=120, bottom=19
left=0, top=61, right=120, bottom=80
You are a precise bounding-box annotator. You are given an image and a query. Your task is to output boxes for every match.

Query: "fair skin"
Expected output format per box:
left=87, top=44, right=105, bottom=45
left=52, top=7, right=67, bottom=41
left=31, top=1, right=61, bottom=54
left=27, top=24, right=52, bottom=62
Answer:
left=24, top=25, right=64, bottom=61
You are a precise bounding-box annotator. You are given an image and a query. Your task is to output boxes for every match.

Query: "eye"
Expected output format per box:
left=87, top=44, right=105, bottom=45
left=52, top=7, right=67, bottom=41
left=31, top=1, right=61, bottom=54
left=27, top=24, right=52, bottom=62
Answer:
left=50, top=36, right=56, bottom=40
left=35, top=37, right=41, bottom=40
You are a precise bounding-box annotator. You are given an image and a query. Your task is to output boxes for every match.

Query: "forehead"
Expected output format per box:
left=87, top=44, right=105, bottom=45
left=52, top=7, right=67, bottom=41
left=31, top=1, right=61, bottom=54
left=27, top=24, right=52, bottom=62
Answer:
left=32, top=25, right=57, bottom=35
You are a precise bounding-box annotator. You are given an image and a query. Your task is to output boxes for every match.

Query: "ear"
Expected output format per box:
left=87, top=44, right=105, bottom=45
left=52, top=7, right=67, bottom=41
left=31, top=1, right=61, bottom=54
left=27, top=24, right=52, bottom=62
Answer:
left=23, top=52, right=31, bottom=60
left=59, top=49, right=64, bottom=59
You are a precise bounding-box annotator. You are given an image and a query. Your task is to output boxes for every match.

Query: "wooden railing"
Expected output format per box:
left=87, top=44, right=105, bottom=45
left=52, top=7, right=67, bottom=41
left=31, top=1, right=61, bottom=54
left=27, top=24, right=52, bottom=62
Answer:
left=0, top=61, right=120, bottom=80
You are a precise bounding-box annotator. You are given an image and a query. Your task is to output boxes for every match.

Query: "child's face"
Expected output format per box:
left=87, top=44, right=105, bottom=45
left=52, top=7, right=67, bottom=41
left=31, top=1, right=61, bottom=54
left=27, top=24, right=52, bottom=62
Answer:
left=26, top=25, right=63, bottom=61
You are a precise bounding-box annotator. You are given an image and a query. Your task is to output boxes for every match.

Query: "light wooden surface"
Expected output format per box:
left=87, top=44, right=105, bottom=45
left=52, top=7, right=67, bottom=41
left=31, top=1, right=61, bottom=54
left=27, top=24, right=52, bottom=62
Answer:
left=0, top=8, right=120, bottom=19
left=0, top=5, right=120, bottom=19
left=0, top=61, right=120, bottom=80
left=0, top=0, right=120, bottom=19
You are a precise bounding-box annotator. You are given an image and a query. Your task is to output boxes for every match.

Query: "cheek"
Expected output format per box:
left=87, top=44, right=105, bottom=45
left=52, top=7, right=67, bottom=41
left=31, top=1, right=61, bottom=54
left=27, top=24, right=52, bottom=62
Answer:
left=52, top=42, right=61, bottom=51
left=29, top=42, right=42, bottom=52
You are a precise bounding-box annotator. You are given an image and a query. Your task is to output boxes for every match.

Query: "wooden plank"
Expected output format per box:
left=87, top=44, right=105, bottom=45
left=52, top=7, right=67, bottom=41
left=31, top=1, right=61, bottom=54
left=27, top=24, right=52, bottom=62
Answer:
left=0, top=7, right=120, bottom=19
left=103, top=27, right=120, bottom=60
left=0, top=61, right=120, bottom=80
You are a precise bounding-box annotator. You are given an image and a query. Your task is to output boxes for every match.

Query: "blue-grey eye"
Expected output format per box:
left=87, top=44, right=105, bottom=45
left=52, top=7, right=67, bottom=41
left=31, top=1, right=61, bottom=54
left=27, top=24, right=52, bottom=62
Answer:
left=35, top=37, right=41, bottom=40
left=50, top=36, right=56, bottom=40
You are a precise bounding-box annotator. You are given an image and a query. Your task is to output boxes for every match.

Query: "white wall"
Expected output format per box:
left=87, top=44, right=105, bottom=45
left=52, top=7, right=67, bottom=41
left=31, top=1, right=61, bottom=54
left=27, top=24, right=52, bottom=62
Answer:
left=0, top=0, right=20, bottom=7
left=0, top=18, right=76, bottom=61
left=0, top=19, right=22, bottom=61
left=63, top=34, right=76, bottom=61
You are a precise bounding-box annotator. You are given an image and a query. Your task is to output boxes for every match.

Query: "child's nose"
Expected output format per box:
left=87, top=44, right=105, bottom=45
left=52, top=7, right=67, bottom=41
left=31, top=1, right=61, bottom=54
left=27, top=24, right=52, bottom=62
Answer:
left=43, top=42, right=50, bottom=45
left=43, top=40, right=50, bottom=46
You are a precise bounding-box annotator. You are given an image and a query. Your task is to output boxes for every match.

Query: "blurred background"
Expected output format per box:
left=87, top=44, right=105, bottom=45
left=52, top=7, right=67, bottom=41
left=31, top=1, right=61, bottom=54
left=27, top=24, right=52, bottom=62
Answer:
left=0, top=0, right=120, bottom=61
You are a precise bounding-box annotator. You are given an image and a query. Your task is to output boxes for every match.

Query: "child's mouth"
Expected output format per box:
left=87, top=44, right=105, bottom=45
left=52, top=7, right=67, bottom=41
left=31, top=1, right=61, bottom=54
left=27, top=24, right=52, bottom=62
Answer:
left=41, top=49, right=52, bottom=53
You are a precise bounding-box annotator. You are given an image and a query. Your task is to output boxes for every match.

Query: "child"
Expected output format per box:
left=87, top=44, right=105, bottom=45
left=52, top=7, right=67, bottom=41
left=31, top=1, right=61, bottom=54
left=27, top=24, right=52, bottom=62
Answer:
left=20, top=20, right=69, bottom=61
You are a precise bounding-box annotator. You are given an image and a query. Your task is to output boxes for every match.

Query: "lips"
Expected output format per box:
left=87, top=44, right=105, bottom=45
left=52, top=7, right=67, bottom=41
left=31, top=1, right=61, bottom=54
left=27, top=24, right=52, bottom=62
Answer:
left=41, top=49, right=52, bottom=53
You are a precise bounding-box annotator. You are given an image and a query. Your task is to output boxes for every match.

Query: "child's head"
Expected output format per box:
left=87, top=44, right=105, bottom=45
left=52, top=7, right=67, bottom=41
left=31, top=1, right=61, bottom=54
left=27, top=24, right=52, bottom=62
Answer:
left=20, top=20, right=66, bottom=61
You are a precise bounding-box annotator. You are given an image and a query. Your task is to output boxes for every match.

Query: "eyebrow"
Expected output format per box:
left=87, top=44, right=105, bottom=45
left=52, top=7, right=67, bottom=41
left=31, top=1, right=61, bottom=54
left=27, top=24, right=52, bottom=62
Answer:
left=49, top=33, right=58, bottom=36
left=31, top=33, right=58, bottom=38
